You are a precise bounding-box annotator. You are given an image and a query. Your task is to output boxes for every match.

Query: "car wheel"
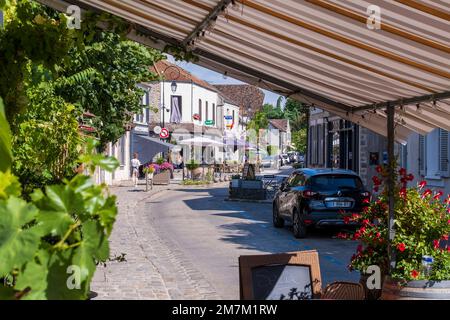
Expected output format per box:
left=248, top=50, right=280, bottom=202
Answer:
left=292, top=208, right=307, bottom=238
left=273, top=203, right=284, bottom=228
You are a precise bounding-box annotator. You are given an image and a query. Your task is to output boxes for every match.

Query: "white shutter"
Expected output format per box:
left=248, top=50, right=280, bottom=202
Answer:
left=439, top=129, right=449, bottom=177
left=419, top=134, right=426, bottom=176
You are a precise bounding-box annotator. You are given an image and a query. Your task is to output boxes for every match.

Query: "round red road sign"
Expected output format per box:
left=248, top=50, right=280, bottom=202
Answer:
left=159, top=127, right=169, bottom=139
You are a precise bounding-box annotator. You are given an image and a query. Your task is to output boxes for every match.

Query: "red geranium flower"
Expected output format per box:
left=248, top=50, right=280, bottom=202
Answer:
left=407, top=174, right=414, bottom=181
left=433, top=240, right=440, bottom=249
left=399, top=168, right=407, bottom=176
left=362, top=219, right=370, bottom=226
left=433, top=191, right=444, bottom=200
left=448, top=220, right=450, bottom=225
left=400, top=187, right=407, bottom=198
left=362, top=198, right=370, bottom=204
left=442, top=235, right=449, bottom=241
left=423, top=189, right=432, bottom=197
left=411, top=270, right=419, bottom=278
left=372, top=176, right=382, bottom=186
left=343, top=216, right=350, bottom=224
left=376, top=232, right=381, bottom=238
left=357, top=244, right=363, bottom=253
left=373, top=186, right=379, bottom=192
left=418, top=180, right=427, bottom=189
left=445, top=195, right=450, bottom=204
left=376, top=166, right=383, bottom=173
left=397, top=243, right=406, bottom=252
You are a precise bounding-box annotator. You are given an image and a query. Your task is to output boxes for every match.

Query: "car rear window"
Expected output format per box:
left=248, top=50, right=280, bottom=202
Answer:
left=307, top=175, right=363, bottom=191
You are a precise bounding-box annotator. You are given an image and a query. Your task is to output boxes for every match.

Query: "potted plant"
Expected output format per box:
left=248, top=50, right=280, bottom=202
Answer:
left=143, top=164, right=156, bottom=179
left=343, top=165, right=450, bottom=300
left=152, top=162, right=173, bottom=185
left=185, top=159, right=201, bottom=180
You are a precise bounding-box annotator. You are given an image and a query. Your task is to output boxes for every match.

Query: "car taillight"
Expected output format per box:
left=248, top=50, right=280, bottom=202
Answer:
left=303, top=190, right=317, bottom=198
left=361, top=191, right=371, bottom=203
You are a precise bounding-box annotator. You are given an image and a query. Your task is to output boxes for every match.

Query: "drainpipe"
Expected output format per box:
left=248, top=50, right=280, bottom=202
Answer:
left=387, top=103, right=396, bottom=274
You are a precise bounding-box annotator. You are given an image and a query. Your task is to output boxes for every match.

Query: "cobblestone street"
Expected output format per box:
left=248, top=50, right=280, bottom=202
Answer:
left=91, top=177, right=359, bottom=300
left=91, top=182, right=219, bottom=300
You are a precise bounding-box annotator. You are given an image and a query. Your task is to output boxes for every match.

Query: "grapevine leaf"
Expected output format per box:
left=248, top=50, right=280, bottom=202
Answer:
left=0, top=98, right=12, bottom=173
left=46, top=249, right=88, bottom=300
left=15, top=250, right=50, bottom=300
left=0, top=197, right=40, bottom=276
left=82, top=220, right=109, bottom=261
left=35, top=210, right=75, bottom=238
left=0, top=170, right=21, bottom=200
left=96, top=195, right=117, bottom=235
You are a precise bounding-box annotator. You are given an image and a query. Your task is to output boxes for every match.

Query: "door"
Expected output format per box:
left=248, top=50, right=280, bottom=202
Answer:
left=282, top=173, right=305, bottom=218
left=278, top=173, right=295, bottom=214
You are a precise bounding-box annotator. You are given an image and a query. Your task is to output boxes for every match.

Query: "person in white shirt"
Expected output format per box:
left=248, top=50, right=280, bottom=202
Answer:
left=131, top=153, right=141, bottom=187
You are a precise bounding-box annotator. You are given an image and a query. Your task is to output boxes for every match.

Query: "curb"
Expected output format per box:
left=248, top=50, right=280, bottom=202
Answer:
left=225, top=198, right=272, bottom=204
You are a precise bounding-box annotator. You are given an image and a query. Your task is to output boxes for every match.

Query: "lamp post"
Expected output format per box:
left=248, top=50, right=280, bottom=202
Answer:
left=161, top=65, right=181, bottom=129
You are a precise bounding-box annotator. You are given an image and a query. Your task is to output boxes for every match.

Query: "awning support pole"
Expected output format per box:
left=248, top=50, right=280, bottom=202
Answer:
left=387, top=103, right=396, bottom=274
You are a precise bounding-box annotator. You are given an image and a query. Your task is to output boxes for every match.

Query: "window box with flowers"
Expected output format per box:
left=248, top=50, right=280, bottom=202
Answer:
left=341, top=165, right=450, bottom=300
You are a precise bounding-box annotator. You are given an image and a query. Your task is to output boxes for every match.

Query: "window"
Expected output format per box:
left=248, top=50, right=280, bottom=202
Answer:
left=232, top=110, right=235, bottom=123
left=439, top=129, right=449, bottom=177
left=419, top=134, right=426, bottom=175
left=145, top=108, right=150, bottom=124
left=212, top=103, right=216, bottom=124
left=199, top=99, right=202, bottom=120
left=206, top=101, right=209, bottom=121
left=307, top=175, right=363, bottom=191
left=170, top=96, right=182, bottom=123
left=289, top=173, right=305, bottom=187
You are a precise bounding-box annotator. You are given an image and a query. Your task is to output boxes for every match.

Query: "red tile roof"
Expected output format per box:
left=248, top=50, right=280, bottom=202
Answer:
left=269, top=119, right=289, bottom=132
left=150, top=60, right=218, bottom=92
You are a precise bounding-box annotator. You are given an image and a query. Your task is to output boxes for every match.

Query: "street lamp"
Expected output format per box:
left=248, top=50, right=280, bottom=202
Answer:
left=171, top=81, right=177, bottom=93
left=161, top=65, right=181, bottom=129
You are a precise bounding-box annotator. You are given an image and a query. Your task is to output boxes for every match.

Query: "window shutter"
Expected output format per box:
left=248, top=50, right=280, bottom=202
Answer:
left=311, top=125, right=317, bottom=164
left=419, top=134, right=426, bottom=176
left=439, top=129, right=449, bottom=177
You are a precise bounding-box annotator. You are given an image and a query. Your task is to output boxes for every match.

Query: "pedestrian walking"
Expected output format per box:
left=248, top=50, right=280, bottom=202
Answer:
left=131, top=152, right=141, bottom=187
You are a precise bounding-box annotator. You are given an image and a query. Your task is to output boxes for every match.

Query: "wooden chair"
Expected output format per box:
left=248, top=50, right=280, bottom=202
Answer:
left=321, top=281, right=365, bottom=300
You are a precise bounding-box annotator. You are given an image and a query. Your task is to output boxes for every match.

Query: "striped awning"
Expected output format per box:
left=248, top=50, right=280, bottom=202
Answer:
left=39, top=0, right=450, bottom=143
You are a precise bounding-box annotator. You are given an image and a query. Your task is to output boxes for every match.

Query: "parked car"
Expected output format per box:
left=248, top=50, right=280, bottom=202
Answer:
left=272, top=168, right=370, bottom=238
left=280, top=154, right=289, bottom=166
left=261, top=155, right=280, bottom=168
left=288, top=151, right=300, bottom=163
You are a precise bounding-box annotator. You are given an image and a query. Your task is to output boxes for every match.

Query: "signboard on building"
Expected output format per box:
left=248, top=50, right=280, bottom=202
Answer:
left=224, top=115, right=234, bottom=129
left=204, top=120, right=214, bottom=126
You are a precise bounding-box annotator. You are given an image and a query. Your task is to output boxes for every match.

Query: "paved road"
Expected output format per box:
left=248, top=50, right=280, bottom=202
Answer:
left=148, top=183, right=360, bottom=299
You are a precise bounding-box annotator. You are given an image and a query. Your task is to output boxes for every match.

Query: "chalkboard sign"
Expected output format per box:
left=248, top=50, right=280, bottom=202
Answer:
left=239, top=251, right=322, bottom=300
left=242, top=163, right=255, bottom=180
left=252, top=265, right=313, bottom=300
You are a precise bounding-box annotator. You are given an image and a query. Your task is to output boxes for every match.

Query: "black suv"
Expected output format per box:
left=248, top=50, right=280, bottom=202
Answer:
left=272, top=169, right=370, bottom=238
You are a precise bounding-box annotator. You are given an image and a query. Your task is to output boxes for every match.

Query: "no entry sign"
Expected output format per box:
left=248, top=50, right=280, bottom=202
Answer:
left=159, top=127, right=169, bottom=139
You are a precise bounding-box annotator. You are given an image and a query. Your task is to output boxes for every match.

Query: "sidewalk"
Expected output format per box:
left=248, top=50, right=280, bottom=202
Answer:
left=90, top=180, right=219, bottom=300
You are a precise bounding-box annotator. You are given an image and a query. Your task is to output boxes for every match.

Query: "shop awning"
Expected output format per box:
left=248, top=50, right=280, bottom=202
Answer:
left=39, top=0, right=450, bottom=143
left=133, top=134, right=174, bottom=164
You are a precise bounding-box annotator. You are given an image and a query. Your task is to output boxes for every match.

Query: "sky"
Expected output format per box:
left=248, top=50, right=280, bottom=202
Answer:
left=167, top=56, right=282, bottom=107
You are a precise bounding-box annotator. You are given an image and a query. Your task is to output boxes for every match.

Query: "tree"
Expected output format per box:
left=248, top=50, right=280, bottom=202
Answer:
left=57, top=31, right=164, bottom=147
left=262, top=103, right=284, bottom=119
left=0, top=0, right=163, bottom=191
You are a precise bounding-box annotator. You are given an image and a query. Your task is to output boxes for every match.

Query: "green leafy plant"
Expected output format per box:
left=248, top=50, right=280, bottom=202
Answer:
left=343, top=165, right=450, bottom=281
left=156, top=157, right=165, bottom=165
left=181, top=179, right=211, bottom=186
left=185, top=160, right=200, bottom=171
left=0, top=105, right=119, bottom=300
